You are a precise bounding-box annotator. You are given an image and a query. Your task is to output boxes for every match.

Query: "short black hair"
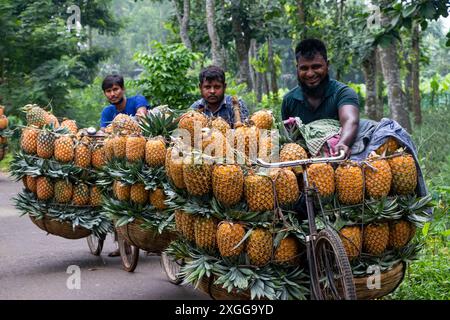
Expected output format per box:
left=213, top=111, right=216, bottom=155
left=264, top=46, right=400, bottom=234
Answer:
left=295, top=39, right=328, bottom=62
left=199, top=65, right=226, bottom=84
left=102, top=74, right=124, bottom=91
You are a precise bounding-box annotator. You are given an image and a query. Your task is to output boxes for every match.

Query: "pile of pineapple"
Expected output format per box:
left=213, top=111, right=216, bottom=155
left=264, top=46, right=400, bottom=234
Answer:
left=11, top=104, right=111, bottom=237
left=0, top=105, right=10, bottom=161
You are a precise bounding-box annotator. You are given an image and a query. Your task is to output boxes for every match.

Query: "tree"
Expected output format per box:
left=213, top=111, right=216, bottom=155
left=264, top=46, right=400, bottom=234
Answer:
left=173, top=0, right=192, bottom=50
left=206, top=0, right=225, bottom=67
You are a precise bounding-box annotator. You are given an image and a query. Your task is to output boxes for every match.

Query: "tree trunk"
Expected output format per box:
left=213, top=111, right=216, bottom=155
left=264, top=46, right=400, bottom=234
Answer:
left=267, top=36, right=278, bottom=100
left=206, top=0, right=224, bottom=67
left=174, top=0, right=192, bottom=50
left=375, top=48, right=384, bottom=117
left=231, top=8, right=252, bottom=90
left=263, top=72, right=270, bottom=97
left=378, top=39, right=411, bottom=132
left=404, top=60, right=412, bottom=112
left=297, top=0, right=307, bottom=38
left=411, top=21, right=421, bottom=125
left=362, top=50, right=381, bottom=121
left=249, top=39, right=262, bottom=102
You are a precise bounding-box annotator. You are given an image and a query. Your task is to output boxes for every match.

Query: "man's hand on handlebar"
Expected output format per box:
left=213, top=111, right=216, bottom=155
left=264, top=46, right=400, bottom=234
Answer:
left=332, top=143, right=350, bottom=159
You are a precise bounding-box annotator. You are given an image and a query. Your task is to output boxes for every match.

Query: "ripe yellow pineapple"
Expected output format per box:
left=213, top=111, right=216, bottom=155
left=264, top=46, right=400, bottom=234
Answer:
left=114, top=181, right=130, bottom=201
left=21, top=127, right=39, bottom=155
left=112, top=135, right=127, bottom=159
left=363, top=222, right=389, bottom=255
left=335, top=163, right=364, bottom=205
left=149, top=188, right=167, bottom=210
left=307, top=163, right=335, bottom=197
left=182, top=155, right=212, bottom=197
left=194, top=216, right=218, bottom=250
left=165, top=147, right=186, bottom=189
left=72, top=183, right=90, bottom=205
left=126, top=135, right=146, bottom=162
left=25, top=105, right=47, bottom=128
left=54, top=180, right=73, bottom=204
left=234, top=124, right=259, bottom=163
left=174, top=209, right=184, bottom=234
left=280, top=143, right=308, bottom=173
left=201, top=128, right=230, bottom=159
left=36, top=130, right=56, bottom=159
left=36, top=176, right=54, bottom=201
left=103, top=137, right=114, bottom=162
left=244, top=173, right=274, bottom=212
left=388, top=154, right=417, bottom=195
left=60, top=119, right=78, bottom=135
left=26, top=176, right=37, bottom=194
left=274, top=236, right=301, bottom=265
left=216, top=221, right=246, bottom=257
left=91, top=144, right=106, bottom=169
left=180, top=211, right=196, bottom=242
left=112, top=114, right=141, bottom=135
left=376, top=137, right=399, bottom=156
left=74, top=140, right=91, bottom=168
left=44, top=112, right=59, bottom=128
left=211, top=117, right=230, bottom=135
left=130, top=183, right=148, bottom=205
left=145, top=137, right=166, bottom=167
left=339, top=226, right=362, bottom=260
left=250, top=110, right=273, bottom=130
left=388, top=220, right=413, bottom=249
left=212, top=164, right=244, bottom=207
left=246, top=228, right=273, bottom=267
left=269, top=168, right=300, bottom=206
left=54, top=135, right=74, bottom=163
left=90, top=186, right=102, bottom=206
left=364, top=156, right=392, bottom=199
left=178, top=110, right=208, bottom=146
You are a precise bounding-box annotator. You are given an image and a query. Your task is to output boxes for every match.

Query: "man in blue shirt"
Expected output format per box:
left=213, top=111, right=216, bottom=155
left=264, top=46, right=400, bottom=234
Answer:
left=190, top=65, right=249, bottom=127
left=100, top=74, right=150, bottom=129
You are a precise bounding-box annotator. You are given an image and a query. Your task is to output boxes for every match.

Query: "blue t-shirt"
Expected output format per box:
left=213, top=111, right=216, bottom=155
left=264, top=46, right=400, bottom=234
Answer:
left=100, top=95, right=150, bottom=128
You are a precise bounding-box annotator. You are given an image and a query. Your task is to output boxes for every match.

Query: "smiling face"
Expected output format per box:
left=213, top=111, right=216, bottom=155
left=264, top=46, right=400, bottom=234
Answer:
left=297, top=53, right=329, bottom=89
left=199, top=79, right=226, bottom=108
left=103, top=84, right=125, bottom=105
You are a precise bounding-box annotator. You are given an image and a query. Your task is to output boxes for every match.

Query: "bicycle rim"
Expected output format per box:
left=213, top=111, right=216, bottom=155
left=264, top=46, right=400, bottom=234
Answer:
left=118, top=235, right=139, bottom=272
left=161, top=252, right=183, bottom=285
left=314, top=228, right=356, bottom=300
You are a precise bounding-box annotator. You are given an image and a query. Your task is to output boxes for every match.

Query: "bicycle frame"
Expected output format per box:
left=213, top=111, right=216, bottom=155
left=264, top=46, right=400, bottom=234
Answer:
left=256, top=150, right=346, bottom=299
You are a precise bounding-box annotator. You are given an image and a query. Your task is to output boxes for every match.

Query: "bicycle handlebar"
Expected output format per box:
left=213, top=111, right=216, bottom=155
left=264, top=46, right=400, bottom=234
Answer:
left=256, top=150, right=346, bottom=168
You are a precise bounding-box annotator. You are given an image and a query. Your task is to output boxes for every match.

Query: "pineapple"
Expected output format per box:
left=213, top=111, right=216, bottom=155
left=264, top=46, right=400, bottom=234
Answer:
left=114, top=181, right=130, bottom=201
left=26, top=176, right=37, bottom=194
left=274, top=236, right=300, bottom=265
left=54, top=135, right=74, bottom=163
left=112, top=114, right=141, bottom=135
left=339, top=226, right=362, bottom=260
left=388, top=154, right=417, bottom=195
left=269, top=168, right=300, bottom=207
left=376, top=137, right=399, bottom=156
left=363, top=222, right=389, bottom=255
left=103, top=137, right=114, bottom=161
left=91, top=144, right=106, bottom=169
left=246, top=228, right=273, bottom=267
left=216, top=221, right=246, bottom=257
left=335, top=163, right=364, bottom=205
left=194, top=216, right=218, bottom=250
left=178, top=110, right=208, bottom=146
left=36, top=177, right=54, bottom=201
left=174, top=209, right=184, bottom=234
left=180, top=211, right=196, bottom=242
left=149, top=188, right=167, bottom=210
left=74, top=140, right=91, bottom=168
left=182, top=155, right=212, bottom=197
left=90, top=186, right=102, bottom=207
left=21, top=127, right=39, bottom=154
left=72, top=183, right=90, bottom=205
left=244, top=173, right=274, bottom=212
left=365, top=156, right=392, bottom=199
left=250, top=110, right=273, bottom=130
left=166, top=147, right=186, bottom=189
left=130, top=183, right=148, bottom=205
left=212, top=164, right=244, bottom=207
left=25, top=105, right=47, bottom=128
left=60, top=119, right=78, bottom=135
left=54, top=180, right=73, bottom=204
left=112, top=135, right=127, bottom=159
left=126, top=135, right=146, bottom=162
left=234, top=124, right=259, bottom=163
left=145, top=137, right=166, bottom=167
left=280, top=143, right=308, bottom=173
left=307, top=163, right=335, bottom=197
left=211, top=117, right=230, bottom=135
left=202, top=128, right=229, bottom=159
left=44, top=112, right=59, bottom=128
left=389, top=220, right=413, bottom=249
left=36, top=130, right=56, bottom=159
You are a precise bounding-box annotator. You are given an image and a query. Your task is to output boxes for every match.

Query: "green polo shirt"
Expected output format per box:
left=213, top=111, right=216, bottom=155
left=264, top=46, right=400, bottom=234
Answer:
left=281, top=79, right=359, bottom=124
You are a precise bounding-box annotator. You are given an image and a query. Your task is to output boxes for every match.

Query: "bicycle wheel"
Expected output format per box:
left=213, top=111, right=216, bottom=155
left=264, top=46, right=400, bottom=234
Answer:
left=118, top=234, right=139, bottom=272
left=87, top=234, right=104, bottom=256
left=314, top=228, right=356, bottom=300
left=161, top=252, right=183, bottom=285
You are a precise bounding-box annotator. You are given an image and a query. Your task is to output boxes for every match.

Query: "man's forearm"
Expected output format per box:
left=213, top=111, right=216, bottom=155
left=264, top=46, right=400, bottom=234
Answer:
left=339, top=119, right=358, bottom=148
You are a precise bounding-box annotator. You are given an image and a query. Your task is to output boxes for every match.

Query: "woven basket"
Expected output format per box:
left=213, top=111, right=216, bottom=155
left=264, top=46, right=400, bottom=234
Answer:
left=197, top=276, right=252, bottom=300
left=354, top=262, right=406, bottom=300
left=116, top=218, right=177, bottom=253
left=29, top=215, right=91, bottom=239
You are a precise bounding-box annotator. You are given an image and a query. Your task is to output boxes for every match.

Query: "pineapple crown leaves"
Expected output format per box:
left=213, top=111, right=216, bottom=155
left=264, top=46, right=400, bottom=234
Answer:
left=210, top=197, right=273, bottom=223
left=179, top=253, right=218, bottom=289
left=139, top=110, right=178, bottom=139
left=365, top=197, right=404, bottom=221
left=397, top=194, right=434, bottom=227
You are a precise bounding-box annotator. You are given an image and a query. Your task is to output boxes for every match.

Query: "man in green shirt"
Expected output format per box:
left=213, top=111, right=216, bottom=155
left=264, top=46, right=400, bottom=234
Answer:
left=282, top=38, right=359, bottom=157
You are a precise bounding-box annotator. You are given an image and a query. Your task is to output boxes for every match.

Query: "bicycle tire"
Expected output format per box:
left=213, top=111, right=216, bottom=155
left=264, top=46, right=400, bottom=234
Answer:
left=118, top=234, right=139, bottom=272
left=87, top=234, right=104, bottom=256
left=314, top=228, right=356, bottom=300
left=160, top=252, right=183, bottom=285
